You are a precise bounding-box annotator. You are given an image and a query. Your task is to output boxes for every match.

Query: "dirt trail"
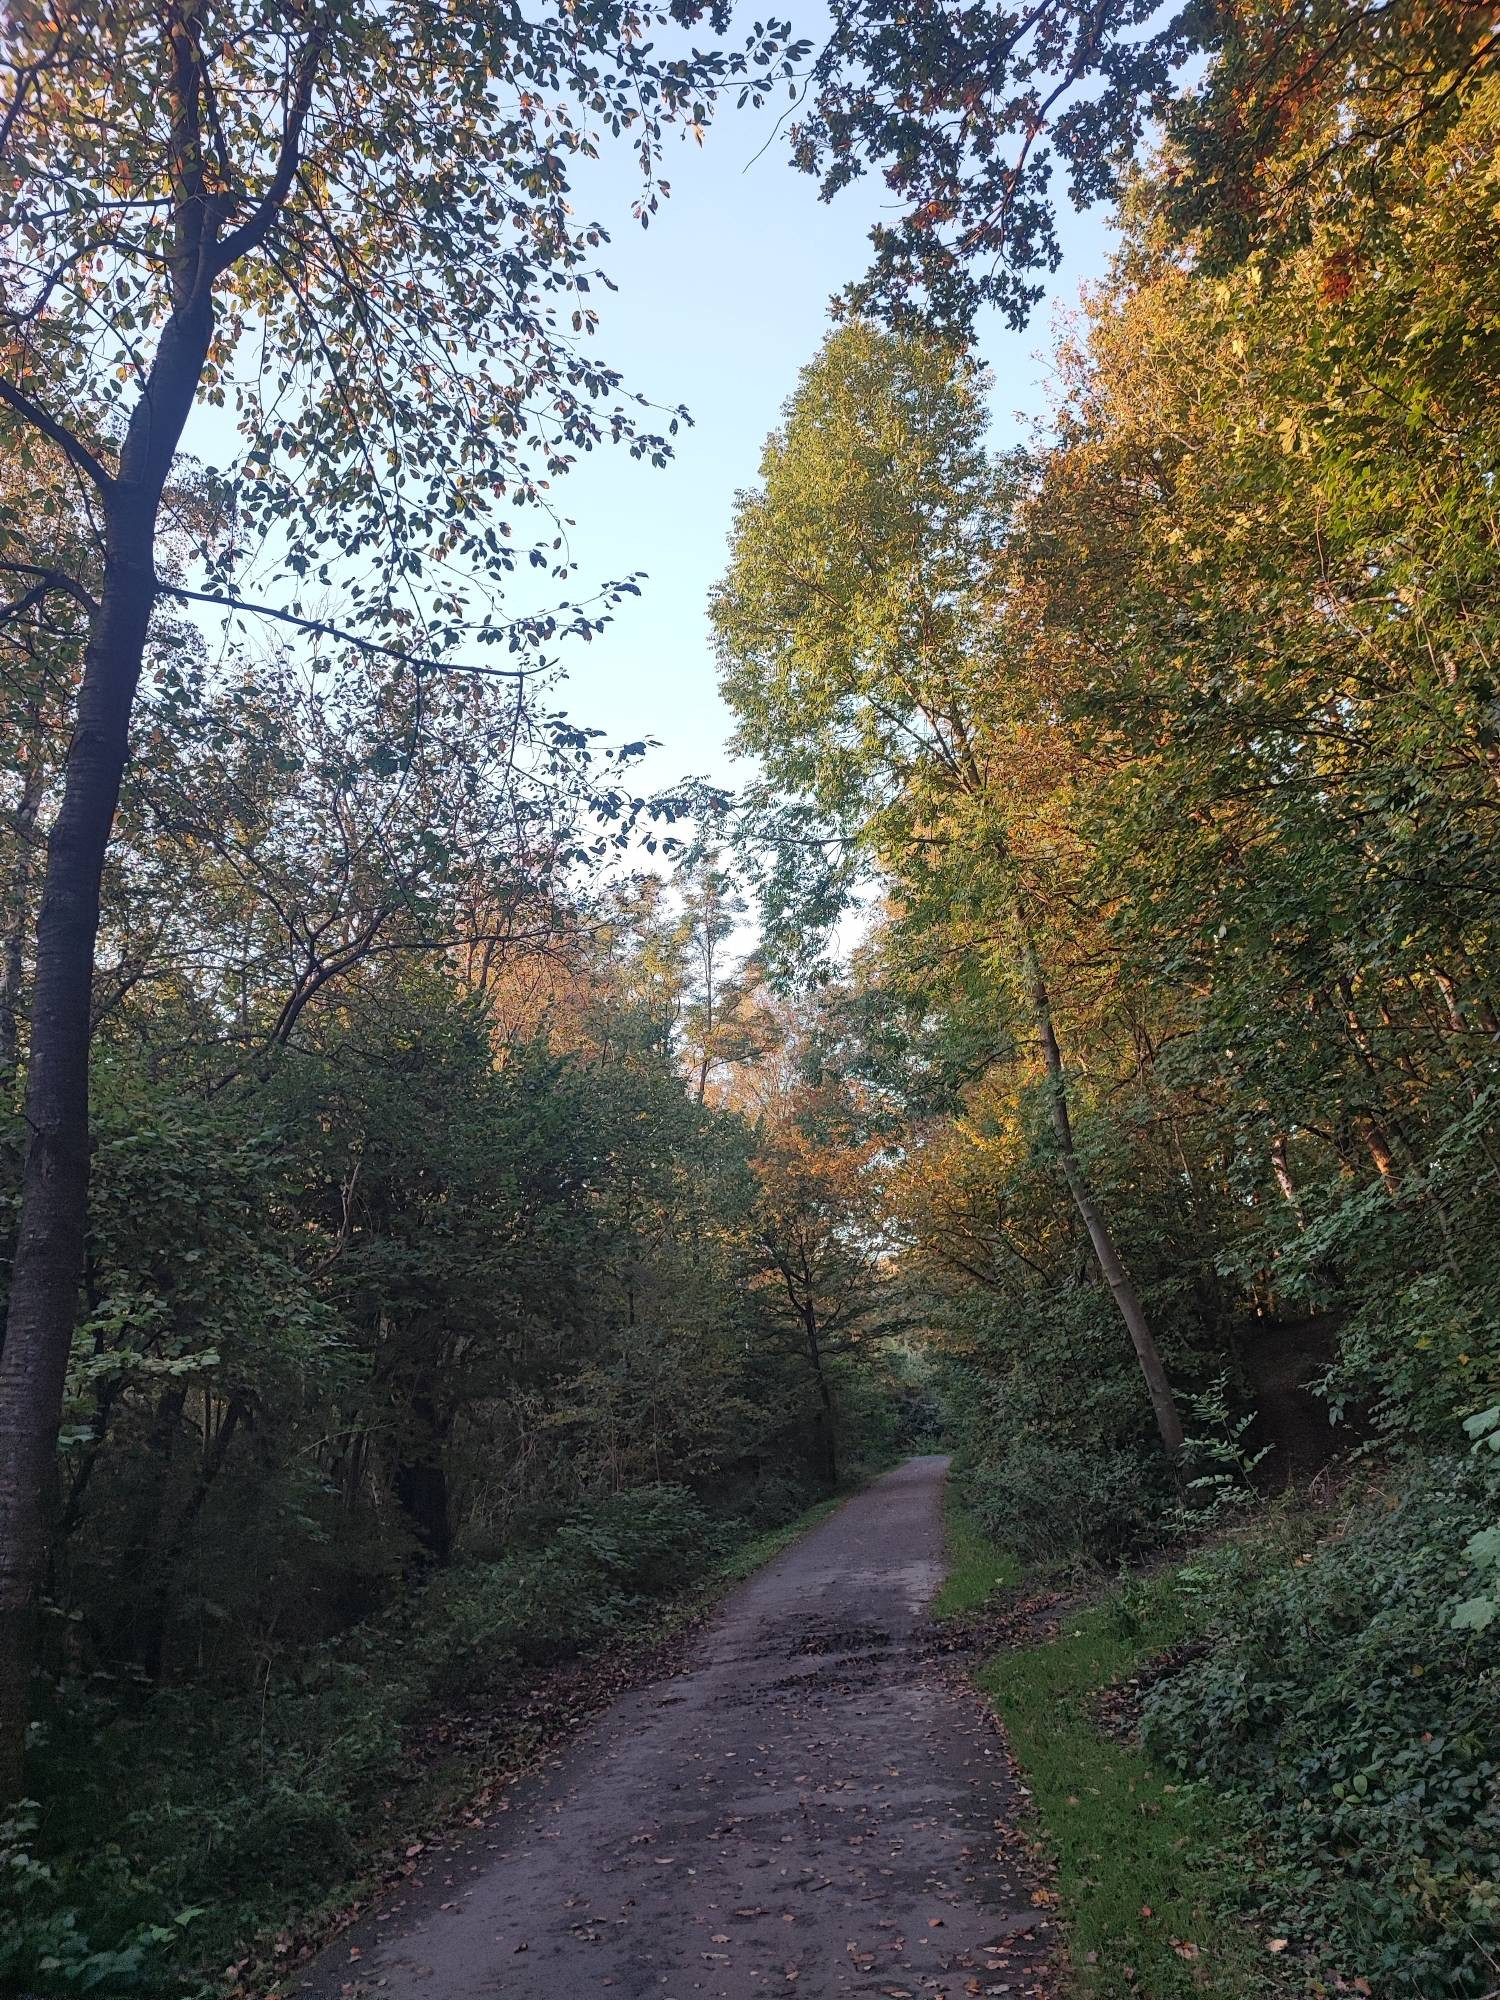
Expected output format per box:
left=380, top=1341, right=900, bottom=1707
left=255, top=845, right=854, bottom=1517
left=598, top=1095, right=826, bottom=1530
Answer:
left=300, top=1455, right=1051, bottom=1999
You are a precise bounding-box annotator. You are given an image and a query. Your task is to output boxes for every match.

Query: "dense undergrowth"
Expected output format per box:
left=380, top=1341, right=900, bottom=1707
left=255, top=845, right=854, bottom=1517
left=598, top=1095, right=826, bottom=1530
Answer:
left=942, top=1442, right=1500, bottom=2000
left=1144, top=1454, right=1500, bottom=1997
left=1, top=1479, right=872, bottom=1995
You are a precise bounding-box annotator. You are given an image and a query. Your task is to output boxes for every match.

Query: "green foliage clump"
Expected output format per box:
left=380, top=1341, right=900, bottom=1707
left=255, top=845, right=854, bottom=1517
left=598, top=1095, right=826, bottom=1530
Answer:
left=1143, top=1457, right=1500, bottom=1996
left=937, top=1296, right=1182, bottom=1567
left=0, top=1805, right=202, bottom=1996
left=966, top=1433, right=1169, bottom=1568
left=433, top=1486, right=727, bottom=1683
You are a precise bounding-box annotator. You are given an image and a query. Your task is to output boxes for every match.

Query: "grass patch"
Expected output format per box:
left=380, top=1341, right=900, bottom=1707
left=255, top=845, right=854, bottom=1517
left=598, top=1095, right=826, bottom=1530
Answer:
left=931, top=1493, right=1296, bottom=1997
left=982, top=1580, right=1289, bottom=1997
left=931, top=1484, right=1021, bottom=1617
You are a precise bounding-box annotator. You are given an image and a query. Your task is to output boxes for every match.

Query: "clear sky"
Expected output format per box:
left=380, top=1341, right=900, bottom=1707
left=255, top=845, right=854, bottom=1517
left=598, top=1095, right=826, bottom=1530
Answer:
left=179, top=59, right=1118, bottom=806
left=532, top=98, right=1119, bottom=797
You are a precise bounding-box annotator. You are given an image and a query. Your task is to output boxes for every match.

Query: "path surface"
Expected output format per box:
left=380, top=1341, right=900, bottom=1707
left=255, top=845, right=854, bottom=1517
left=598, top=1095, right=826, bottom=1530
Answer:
left=302, top=1456, right=1050, bottom=1999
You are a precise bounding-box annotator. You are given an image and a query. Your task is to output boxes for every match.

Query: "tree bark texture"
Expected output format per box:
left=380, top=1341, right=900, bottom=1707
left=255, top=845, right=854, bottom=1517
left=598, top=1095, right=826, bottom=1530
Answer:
left=0, top=296, right=212, bottom=1795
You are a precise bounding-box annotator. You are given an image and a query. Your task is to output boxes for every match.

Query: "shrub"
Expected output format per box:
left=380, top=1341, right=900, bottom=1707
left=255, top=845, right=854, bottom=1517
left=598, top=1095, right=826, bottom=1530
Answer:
left=967, top=1435, right=1172, bottom=1566
left=3, top=1485, right=730, bottom=1993
left=0, top=1807, right=191, bottom=1995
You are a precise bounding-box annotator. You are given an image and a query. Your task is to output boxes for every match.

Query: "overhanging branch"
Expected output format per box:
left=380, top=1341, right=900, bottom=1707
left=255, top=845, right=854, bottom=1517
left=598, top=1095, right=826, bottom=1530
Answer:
left=158, top=585, right=557, bottom=682
left=0, top=381, right=113, bottom=496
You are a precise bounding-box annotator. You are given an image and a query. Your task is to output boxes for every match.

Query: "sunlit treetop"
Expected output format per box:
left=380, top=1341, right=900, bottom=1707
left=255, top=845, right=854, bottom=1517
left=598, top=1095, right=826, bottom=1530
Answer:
left=793, top=0, right=1200, bottom=332
left=1159, top=0, right=1500, bottom=266
left=792, top=0, right=1498, bottom=335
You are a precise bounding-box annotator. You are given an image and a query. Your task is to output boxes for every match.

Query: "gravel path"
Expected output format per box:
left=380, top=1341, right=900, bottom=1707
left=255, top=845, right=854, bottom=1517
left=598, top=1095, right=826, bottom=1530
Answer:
left=299, top=1455, right=1052, bottom=1999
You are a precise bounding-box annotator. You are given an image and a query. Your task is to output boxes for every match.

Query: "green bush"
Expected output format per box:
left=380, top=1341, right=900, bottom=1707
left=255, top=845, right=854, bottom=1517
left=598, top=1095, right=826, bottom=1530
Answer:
left=490, top=1485, right=728, bottom=1664
left=967, top=1434, right=1172, bottom=1565
left=0, top=1806, right=195, bottom=1995
left=1143, top=1455, right=1500, bottom=1996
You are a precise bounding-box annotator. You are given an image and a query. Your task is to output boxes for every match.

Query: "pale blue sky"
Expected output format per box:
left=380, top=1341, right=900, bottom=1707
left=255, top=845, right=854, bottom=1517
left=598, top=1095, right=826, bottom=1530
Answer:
left=182, top=68, right=1117, bottom=801
left=539, top=109, right=1118, bottom=795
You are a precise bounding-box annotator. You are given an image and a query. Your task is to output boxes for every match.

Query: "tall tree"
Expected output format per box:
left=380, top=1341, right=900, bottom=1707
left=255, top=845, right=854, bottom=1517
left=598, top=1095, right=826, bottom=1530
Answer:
left=711, top=323, right=1184, bottom=1454
left=0, top=0, right=802, bottom=1792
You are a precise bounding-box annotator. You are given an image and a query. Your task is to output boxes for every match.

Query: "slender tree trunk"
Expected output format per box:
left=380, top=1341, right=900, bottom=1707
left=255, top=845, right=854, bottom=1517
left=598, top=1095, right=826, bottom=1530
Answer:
left=1017, top=922, right=1184, bottom=1459
left=0, top=526, right=157, bottom=1789
left=394, top=1387, right=454, bottom=1568
left=802, top=1303, right=838, bottom=1491
left=138, top=1394, right=246, bottom=1681
left=0, top=292, right=212, bottom=1796
left=112, top=1382, right=189, bottom=1673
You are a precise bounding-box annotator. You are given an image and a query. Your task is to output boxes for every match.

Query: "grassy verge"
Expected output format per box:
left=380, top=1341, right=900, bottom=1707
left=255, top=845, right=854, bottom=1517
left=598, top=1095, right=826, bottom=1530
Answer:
left=937, top=1493, right=1290, bottom=1998
left=980, top=1585, right=1286, bottom=1998
left=931, top=1481, right=1021, bottom=1617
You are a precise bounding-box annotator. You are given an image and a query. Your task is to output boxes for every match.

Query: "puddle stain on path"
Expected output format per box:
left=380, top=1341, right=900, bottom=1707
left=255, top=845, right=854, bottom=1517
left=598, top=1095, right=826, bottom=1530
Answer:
left=300, top=1456, right=1052, bottom=1999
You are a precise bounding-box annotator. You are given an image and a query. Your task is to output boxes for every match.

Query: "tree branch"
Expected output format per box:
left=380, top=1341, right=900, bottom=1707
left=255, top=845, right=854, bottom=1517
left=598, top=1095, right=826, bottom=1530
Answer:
left=157, top=584, right=556, bottom=681
left=0, top=381, right=113, bottom=495
left=0, top=560, right=100, bottom=617
left=209, top=18, right=329, bottom=283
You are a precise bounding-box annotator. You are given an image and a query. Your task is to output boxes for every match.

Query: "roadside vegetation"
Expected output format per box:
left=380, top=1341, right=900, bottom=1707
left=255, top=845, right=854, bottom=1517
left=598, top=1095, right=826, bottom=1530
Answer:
left=706, top=24, right=1500, bottom=1997
left=931, top=1483, right=1021, bottom=1619
left=935, top=1469, right=1500, bottom=1998
left=4, top=1479, right=862, bottom=1998
left=980, top=1581, right=1275, bottom=2000
left=3, top=0, right=1498, bottom=1995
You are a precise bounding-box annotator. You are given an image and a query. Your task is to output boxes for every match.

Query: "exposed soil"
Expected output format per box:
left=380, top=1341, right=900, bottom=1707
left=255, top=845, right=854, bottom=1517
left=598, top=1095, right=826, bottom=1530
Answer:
left=294, top=1457, right=1055, bottom=1999
left=919, top=1592, right=1073, bottom=1663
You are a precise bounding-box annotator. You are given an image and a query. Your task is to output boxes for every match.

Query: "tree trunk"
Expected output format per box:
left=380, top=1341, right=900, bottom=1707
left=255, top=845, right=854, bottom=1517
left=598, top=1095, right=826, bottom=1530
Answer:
left=1269, top=1134, right=1307, bottom=1228
left=0, top=524, right=159, bottom=1788
left=802, top=1304, right=839, bottom=1491
left=0, top=293, right=212, bottom=1795
left=1018, top=924, right=1184, bottom=1460
left=138, top=1394, right=246, bottom=1681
